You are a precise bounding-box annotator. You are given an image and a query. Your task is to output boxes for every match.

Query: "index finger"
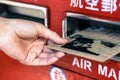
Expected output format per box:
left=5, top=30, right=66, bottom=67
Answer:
left=35, top=24, right=68, bottom=44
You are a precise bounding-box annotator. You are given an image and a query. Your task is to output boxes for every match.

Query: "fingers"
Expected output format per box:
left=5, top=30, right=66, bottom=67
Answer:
left=23, top=38, right=65, bottom=66
left=34, top=24, right=68, bottom=45
left=27, top=57, right=58, bottom=66
left=25, top=52, right=65, bottom=66
left=44, top=30, right=68, bottom=44
left=24, top=38, right=46, bottom=65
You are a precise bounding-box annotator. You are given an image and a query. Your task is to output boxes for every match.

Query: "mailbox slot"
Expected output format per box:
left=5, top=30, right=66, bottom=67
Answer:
left=62, top=12, right=120, bottom=61
left=0, top=0, right=48, bottom=26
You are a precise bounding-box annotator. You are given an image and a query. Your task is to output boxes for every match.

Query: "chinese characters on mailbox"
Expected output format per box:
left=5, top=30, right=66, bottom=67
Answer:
left=70, top=0, right=117, bottom=14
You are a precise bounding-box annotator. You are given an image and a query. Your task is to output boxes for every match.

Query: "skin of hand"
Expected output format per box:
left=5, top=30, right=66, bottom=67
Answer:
left=0, top=17, right=68, bottom=66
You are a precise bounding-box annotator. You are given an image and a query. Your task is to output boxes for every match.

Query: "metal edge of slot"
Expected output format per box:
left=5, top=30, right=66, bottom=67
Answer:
left=62, top=12, right=120, bottom=62
left=112, top=57, right=120, bottom=62
left=0, top=0, right=48, bottom=27
left=66, top=12, right=120, bottom=25
left=62, top=17, right=67, bottom=38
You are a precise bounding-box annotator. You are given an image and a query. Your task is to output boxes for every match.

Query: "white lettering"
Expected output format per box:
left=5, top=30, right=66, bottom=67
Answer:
left=85, top=0, right=99, bottom=11
left=84, top=60, right=92, bottom=71
left=101, top=0, right=117, bottom=13
left=70, top=0, right=83, bottom=8
left=72, top=57, right=92, bottom=72
left=70, top=0, right=79, bottom=7
left=79, top=0, right=83, bottom=8
left=98, top=64, right=108, bottom=77
left=70, top=0, right=118, bottom=14
left=80, top=58, right=83, bottom=68
left=108, top=68, right=117, bottom=80
left=72, top=57, right=80, bottom=68
left=98, top=64, right=119, bottom=80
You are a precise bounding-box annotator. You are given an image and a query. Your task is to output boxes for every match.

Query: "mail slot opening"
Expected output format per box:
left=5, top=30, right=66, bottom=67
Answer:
left=0, top=0, right=48, bottom=26
left=62, top=12, right=120, bottom=61
left=63, top=12, right=120, bottom=38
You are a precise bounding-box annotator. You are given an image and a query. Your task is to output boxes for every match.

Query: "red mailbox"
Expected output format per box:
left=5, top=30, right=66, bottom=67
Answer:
left=0, top=0, right=120, bottom=80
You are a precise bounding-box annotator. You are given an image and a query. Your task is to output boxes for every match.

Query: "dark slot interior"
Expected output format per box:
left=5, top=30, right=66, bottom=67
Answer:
left=66, top=16, right=120, bottom=36
left=0, top=4, right=44, bottom=24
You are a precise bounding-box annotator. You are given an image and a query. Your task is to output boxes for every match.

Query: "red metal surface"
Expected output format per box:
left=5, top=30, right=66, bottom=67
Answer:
left=13, top=0, right=120, bottom=36
left=1, top=0, right=120, bottom=80
left=55, top=55, right=120, bottom=80
left=0, top=51, right=94, bottom=80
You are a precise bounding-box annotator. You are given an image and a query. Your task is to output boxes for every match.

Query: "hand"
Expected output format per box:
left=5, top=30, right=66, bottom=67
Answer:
left=0, top=17, right=68, bottom=66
